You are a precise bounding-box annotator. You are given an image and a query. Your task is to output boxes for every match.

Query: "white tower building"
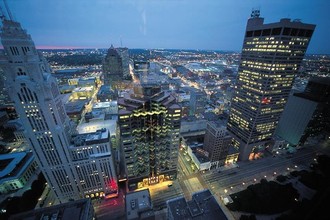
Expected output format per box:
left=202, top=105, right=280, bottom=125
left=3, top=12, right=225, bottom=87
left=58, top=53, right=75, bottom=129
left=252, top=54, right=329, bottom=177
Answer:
left=0, top=13, right=117, bottom=202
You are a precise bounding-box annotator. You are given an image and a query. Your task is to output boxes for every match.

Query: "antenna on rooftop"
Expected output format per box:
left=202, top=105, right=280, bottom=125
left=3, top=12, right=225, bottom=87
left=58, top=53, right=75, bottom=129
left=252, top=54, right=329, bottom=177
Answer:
left=0, top=6, right=6, bottom=20
left=120, top=35, right=123, bottom=47
left=3, top=0, right=14, bottom=21
left=251, top=8, right=260, bottom=18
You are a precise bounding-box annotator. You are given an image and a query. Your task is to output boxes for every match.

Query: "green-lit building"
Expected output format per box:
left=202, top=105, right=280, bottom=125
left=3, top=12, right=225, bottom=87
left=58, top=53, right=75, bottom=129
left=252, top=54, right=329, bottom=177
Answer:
left=118, top=83, right=181, bottom=190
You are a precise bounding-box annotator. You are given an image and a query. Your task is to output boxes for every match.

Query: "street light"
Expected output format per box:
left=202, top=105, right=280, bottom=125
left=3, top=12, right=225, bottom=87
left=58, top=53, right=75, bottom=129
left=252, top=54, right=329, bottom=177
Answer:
left=224, top=189, right=227, bottom=194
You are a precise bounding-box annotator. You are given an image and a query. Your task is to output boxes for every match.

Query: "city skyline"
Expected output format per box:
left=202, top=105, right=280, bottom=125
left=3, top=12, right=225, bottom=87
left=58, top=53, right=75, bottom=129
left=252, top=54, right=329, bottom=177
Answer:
left=3, top=0, right=330, bottom=54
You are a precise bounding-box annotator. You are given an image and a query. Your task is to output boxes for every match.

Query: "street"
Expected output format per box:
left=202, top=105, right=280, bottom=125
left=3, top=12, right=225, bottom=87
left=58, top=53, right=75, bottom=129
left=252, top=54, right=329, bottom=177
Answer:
left=92, top=142, right=329, bottom=219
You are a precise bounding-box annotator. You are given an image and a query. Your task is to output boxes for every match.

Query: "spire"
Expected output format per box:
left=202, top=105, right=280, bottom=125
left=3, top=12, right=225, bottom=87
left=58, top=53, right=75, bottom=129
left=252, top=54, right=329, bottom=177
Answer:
left=3, top=0, right=14, bottom=21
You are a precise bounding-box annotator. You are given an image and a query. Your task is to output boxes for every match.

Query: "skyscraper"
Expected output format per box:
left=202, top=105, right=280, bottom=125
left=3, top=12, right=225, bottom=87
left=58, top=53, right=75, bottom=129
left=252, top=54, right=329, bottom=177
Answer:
left=276, top=76, right=330, bottom=145
left=227, top=10, right=315, bottom=160
left=118, top=83, right=181, bottom=190
left=102, top=45, right=123, bottom=87
left=117, top=47, right=130, bottom=80
left=0, top=16, right=117, bottom=202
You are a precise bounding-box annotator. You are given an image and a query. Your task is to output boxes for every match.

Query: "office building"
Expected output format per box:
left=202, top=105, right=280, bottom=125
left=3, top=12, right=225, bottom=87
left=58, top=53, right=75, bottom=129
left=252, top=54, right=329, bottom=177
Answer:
left=97, top=85, right=116, bottom=102
left=203, top=121, right=232, bottom=168
left=0, top=68, right=10, bottom=106
left=0, top=151, right=38, bottom=194
left=118, top=83, right=181, bottom=190
left=276, top=76, right=330, bottom=145
left=166, top=189, right=228, bottom=220
left=0, top=16, right=117, bottom=202
left=189, top=89, right=207, bottom=116
left=103, top=45, right=123, bottom=86
left=117, top=47, right=131, bottom=80
left=10, top=198, right=94, bottom=220
left=227, top=10, right=315, bottom=160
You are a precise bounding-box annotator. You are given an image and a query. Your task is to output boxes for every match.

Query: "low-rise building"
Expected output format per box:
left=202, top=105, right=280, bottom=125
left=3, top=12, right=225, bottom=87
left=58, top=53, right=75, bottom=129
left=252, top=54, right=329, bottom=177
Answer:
left=167, top=189, right=228, bottom=220
left=0, top=151, right=38, bottom=194
left=10, top=198, right=94, bottom=220
left=203, top=121, right=232, bottom=169
left=125, top=189, right=155, bottom=220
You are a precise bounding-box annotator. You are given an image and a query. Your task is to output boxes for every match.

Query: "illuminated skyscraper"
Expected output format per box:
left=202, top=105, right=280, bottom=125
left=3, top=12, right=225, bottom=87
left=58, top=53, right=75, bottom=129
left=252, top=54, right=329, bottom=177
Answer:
left=0, top=15, right=117, bottom=202
left=227, top=10, right=315, bottom=160
left=118, top=83, right=181, bottom=190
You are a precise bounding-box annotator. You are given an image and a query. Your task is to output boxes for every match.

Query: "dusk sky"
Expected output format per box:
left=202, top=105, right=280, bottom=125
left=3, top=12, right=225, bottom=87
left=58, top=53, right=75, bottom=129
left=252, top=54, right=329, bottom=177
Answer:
left=4, top=0, right=330, bottom=54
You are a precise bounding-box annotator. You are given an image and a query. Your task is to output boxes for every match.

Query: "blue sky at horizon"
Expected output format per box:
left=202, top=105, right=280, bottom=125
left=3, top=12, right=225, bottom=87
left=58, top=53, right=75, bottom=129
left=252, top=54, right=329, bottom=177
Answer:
left=2, top=0, right=330, bottom=54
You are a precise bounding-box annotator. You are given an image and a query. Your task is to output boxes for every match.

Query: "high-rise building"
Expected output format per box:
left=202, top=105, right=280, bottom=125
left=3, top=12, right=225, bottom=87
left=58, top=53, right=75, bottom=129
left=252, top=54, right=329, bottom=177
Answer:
left=118, top=83, right=181, bottom=190
left=117, top=47, right=130, bottom=80
left=0, top=68, right=10, bottom=105
left=102, top=45, right=123, bottom=86
left=203, top=121, right=232, bottom=168
left=189, top=89, right=207, bottom=116
left=0, top=17, right=117, bottom=202
left=227, top=10, right=315, bottom=160
left=276, top=76, right=330, bottom=145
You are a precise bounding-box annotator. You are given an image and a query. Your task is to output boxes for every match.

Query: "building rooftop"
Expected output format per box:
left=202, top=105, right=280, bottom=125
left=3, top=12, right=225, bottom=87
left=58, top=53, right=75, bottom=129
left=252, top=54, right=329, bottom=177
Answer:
left=10, top=198, right=93, bottom=220
left=126, top=189, right=154, bottom=220
left=167, top=189, right=227, bottom=220
left=0, top=151, right=33, bottom=179
left=73, top=86, right=94, bottom=92
left=72, top=128, right=109, bottom=147
left=65, top=100, right=86, bottom=114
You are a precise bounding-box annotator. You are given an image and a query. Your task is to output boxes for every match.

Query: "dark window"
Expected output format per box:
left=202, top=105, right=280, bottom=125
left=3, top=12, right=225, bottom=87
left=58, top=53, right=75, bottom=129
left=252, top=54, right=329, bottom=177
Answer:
left=271, top=28, right=282, bottom=35
left=291, top=28, right=298, bottom=36
left=262, top=29, right=271, bottom=36
left=283, top=28, right=291, bottom=35
left=298, top=29, right=306, bottom=37
left=246, top=31, right=253, bottom=37
left=305, top=30, right=313, bottom=37
left=253, top=30, right=262, bottom=37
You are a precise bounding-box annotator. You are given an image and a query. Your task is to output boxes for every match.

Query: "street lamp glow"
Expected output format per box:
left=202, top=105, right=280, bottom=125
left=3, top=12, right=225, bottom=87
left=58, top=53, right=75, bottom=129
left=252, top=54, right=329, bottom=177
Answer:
left=254, top=178, right=257, bottom=182
left=224, top=189, right=227, bottom=193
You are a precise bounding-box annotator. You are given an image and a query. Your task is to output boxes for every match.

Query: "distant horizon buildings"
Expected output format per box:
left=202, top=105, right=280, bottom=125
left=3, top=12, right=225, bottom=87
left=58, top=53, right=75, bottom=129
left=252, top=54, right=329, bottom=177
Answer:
left=227, top=10, right=316, bottom=160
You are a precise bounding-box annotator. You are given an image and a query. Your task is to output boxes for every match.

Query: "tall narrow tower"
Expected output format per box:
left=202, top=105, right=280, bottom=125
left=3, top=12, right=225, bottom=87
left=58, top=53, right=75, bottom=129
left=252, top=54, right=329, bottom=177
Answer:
left=0, top=17, right=79, bottom=202
left=0, top=11, right=117, bottom=202
left=227, top=10, right=315, bottom=160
